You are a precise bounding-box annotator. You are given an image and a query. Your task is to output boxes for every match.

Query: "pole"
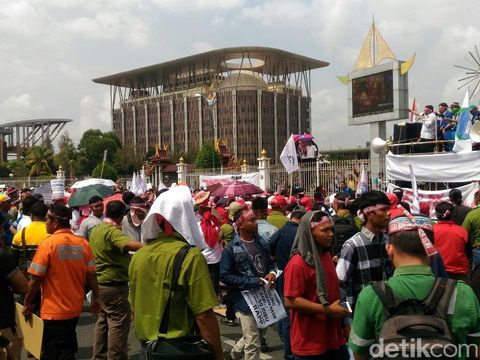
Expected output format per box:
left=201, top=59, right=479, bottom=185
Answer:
left=316, top=156, right=320, bottom=187
left=289, top=173, right=293, bottom=198
left=100, top=149, right=108, bottom=179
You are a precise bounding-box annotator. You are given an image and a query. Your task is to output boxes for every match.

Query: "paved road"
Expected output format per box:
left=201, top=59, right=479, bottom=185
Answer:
left=23, top=305, right=285, bottom=359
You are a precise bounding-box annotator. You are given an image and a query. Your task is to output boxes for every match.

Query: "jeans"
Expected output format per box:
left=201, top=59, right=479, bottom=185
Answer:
left=93, top=284, right=131, bottom=360
left=473, top=249, right=480, bottom=267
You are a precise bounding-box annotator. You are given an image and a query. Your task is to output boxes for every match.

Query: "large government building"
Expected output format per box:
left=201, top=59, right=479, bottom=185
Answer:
left=93, top=47, right=328, bottom=165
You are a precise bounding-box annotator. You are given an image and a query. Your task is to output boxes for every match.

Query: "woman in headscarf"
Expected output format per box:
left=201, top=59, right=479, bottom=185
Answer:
left=283, top=210, right=350, bottom=360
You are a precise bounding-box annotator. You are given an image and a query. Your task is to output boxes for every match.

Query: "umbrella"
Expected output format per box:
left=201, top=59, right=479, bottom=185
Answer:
left=211, top=181, right=263, bottom=198
left=103, top=193, right=124, bottom=207
left=293, top=134, right=314, bottom=142
left=68, top=184, right=114, bottom=207
left=70, top=178, right=117, bottom=189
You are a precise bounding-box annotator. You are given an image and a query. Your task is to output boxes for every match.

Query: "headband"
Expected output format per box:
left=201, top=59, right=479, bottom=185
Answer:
left=436, top=209, right=451, bottom=220
left=47, top=210, right=70, bottom=222
left=310, top=216, right=331, bottom=229
left=357, top=203, right=389, bottom=222
left=388, top=209, right=437, bottom=257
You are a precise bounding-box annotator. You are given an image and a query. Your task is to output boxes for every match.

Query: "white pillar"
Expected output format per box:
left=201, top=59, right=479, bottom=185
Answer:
left=144, top=104, right=149, bottom=152
left=257, top=149, right=271, bottom=191
left=177, top=157, right=187, bottom=184
left=370, top=121, right=386, bottom=190
left=241, top=159, right=248, bottom=173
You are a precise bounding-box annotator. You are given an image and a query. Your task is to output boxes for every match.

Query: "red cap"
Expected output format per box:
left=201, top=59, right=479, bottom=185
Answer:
left=270, top=195, right=287, bottom=206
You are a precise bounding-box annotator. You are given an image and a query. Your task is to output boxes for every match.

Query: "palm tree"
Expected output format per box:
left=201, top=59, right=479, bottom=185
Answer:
left=25, top=146, right=54, bottom=176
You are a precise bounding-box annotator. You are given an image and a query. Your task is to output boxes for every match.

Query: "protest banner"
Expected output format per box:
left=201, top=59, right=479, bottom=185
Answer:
left=199, top=172, right=259, bottom=188
left=50, top=179, right=65, bottom=200
left=241, top=287, right=287, bottom=329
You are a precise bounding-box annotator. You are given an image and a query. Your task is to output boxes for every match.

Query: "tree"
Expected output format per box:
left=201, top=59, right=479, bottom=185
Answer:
left=78, top=130, right=122, bottom=175
left=91, top=162, right=118, bottom=181
left=115, top=145, right=144, bottom=175
left=5, top=160, right=29, bottom=177
left=195, top=143, right=221, bottom=169
left=55, top=132, right=83, bottom=179
left=24, top=146, right=54, bottom=176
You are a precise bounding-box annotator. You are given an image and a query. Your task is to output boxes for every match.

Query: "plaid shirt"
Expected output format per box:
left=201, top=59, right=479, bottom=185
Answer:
left=336, top=227, right=392, bottom=307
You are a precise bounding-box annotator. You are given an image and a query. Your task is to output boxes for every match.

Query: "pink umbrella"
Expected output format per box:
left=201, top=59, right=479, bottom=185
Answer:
left=211, top=181, right=263, bottom=198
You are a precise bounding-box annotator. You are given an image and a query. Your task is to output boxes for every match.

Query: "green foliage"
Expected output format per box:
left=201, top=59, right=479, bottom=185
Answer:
left=55, top=132, right=84, bottom=179
left=5, top=160, right=29, bottom=177
left=195, top=143, right=221, bottom=169
left=0, top=164, right=10, bottom=177
left=115, top=145, right=144, bottom=175
left=24, top=146, right=54, bottom=176
left=78, top=130, right=122, bottom=175
left=91, top=162, right=118, bottom=181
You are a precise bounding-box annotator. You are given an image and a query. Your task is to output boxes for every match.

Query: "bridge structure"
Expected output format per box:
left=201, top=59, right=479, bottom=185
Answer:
left=0, top=118, right=72, bottom=161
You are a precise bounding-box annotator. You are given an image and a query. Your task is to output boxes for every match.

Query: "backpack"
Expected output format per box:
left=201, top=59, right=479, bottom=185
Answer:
left=369, top=277, right=457, bottom=359
left=332, top=214, right=358, bottom=256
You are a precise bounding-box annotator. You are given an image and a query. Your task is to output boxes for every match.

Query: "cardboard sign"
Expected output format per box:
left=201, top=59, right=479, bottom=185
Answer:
left=241, top=287, right=287, bottom=328
left=15, top=303, right=44, bottom=359
left=50, top=179, right=65, bottom=200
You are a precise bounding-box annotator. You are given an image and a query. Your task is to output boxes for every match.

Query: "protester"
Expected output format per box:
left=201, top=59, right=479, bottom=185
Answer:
left=77, top=195, right=104, bottom=240
left=12, top=196, right=37, bottom=234
left=121, top=196, right=148, bottom=242
left=463, top=190, right=480, bottom=266
left=23, top=204, right=100, bottom=360
left=267, top=195, right=288, bottom=229
left=338, top=180, right=354, bottom=197
left=284, top=211, right=350, bottom=360
left=220, top=209, right=276, bottom=360
left=269, top=206, right=306, bottom=360
left=449, top=188, right=472, bottom=226
left=129, top=185, right=223, bottom=360
left=386, top=193, right=405, bottom=218
left=0, top=249, right=28, bottom=360
left=349, top=214, right=480, bottom=359
left=89, top=200, right=144, bottom=360
left=331, top=192, right=358, bottom=259
left=221, top=201, right=244, bottom=247
left=336, top=190, right=392, bottom=308
left=251, top=196, right=278, bottom=241
left=0, top=195, right=14, bottom=248
left=433, top=202, right=470, bottom=280
left=410, top=105, right=436, bottom=152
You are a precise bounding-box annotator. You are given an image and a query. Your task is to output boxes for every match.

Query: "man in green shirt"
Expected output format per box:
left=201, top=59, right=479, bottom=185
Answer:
left=350, top=214, right=480, bottom=360
left=463, top=190, right=480, bottom=266
left=89, top=200, right=143, bottom=360
left=129, top=185, right=223, bottom=360
left=267, top=195, right=288, bottom=229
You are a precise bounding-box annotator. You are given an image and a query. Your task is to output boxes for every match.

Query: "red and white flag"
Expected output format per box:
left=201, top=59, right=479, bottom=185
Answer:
left=410, top=98, right=417, bottom=122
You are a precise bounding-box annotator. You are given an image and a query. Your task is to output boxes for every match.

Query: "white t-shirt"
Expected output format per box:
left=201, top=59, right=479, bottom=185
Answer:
left=17, top=215, right=32, bottom=231
left=195, top=214, right=223, bottom=264
left=419, top=112, right=437, bottom=140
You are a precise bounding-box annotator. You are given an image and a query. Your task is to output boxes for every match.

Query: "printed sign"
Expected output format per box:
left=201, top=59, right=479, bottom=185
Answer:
left=50, top=179, right=65, bottom=200
left=241, top=287, right=287, bottom=329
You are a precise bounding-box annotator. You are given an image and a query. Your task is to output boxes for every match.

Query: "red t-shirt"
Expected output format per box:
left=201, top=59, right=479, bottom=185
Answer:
left=433, top=221, right=469, bottom=275
left=284, top=252, right=346, bottom=356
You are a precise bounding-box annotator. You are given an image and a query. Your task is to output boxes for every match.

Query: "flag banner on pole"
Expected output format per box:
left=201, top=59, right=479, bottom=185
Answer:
left=280, top=134, right=299, bottom=174
left=409, top=165, right=420, bottom=214
left=453, top=90, right=472, bottom=153
left=410, top=98, right=417, bottom=122
left=103, top=149, right=108, bottom=162
left=356, top=163, right=368, bottom=195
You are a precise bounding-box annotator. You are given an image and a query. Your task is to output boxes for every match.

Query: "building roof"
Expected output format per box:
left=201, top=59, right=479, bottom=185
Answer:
left=93, top=46, right=329, bottom=88
left=0, top=118, right=73, bottom=128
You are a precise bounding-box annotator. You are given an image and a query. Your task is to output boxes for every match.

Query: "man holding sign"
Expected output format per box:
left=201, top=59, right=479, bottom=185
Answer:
left=220, top=209, right=276, bottom=360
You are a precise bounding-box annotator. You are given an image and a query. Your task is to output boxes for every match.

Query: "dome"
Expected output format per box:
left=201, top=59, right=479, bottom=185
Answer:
left=218, top=71, right=268, bottom=91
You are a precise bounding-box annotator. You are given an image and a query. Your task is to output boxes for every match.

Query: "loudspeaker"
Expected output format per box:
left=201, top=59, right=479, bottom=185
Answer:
left=393, top=123, right=422, bottom=154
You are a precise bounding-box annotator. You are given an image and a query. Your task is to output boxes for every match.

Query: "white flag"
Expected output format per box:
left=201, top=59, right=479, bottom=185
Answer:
left=409, top=164, right=420, bottom=213
left=280, top=134, right=299, bottom=174
left=356, top=164, right=368, bottom=195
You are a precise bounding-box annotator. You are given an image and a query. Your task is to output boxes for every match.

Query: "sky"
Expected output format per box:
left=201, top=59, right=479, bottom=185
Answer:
left=1, top=0, right=479, bottom=151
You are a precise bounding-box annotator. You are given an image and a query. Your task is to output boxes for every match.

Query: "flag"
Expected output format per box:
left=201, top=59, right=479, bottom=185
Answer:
left=410, top=98, right=417, bottom=122
left=280, top=134, right=299, bottom=174
left=453, top=90, right=472, bottom=153
left=102, top=149, right=108, bottom=162
left=409, top=164, right=420, bottom=214
left=356, top=164, right=368, bottom=195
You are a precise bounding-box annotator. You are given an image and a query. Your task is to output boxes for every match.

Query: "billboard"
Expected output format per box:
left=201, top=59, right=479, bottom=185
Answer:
left=348, top=60, right=408, bottom=125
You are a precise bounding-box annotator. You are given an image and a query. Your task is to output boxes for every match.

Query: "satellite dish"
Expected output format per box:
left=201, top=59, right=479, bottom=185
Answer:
left=371, top=137, right=388, bottom=154
left=470, top=122, right=480, bottom=143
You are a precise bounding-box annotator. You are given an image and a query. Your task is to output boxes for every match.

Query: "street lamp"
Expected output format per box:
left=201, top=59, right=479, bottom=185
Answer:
left=195, top=92, right=217, bottom=171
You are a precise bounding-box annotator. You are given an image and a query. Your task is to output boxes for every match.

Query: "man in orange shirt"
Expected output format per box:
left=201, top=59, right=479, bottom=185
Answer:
left=23, top=204, right=100, bottom=360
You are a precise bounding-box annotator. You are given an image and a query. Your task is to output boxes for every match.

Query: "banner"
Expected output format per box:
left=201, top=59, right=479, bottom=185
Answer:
left=50, top=179, right=65, bottom=200
left=409, top=165, right=420, bottom=213
left=453, top=90, right=472, bottom=153
left=386, top=151, right=480, bottom=182
left=241, top=287, right=287, bottom=329
left=386, top=182, right=479, bottom=217
left=199, top=172, right=259, bottom=188
left=356, top=163, right=368, bottom=195
left=280, top=134, right=299, bottom=174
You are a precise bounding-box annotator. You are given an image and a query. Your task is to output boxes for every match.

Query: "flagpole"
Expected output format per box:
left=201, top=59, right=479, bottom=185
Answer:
left=289, top=173, right=293, bottom=198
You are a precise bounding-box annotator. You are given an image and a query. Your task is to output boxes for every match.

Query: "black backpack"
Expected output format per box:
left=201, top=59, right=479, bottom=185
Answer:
left=332, top=214, right=358, bottom=256
left=369, top=277, right=457, bottom=359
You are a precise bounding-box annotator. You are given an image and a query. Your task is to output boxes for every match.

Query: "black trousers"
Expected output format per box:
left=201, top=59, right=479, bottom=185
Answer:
left=41, top=317, right=79, bottom=360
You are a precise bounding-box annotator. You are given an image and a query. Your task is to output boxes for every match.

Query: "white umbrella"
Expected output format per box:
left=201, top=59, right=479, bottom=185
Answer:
left=70, top=178, right=117, bottom=189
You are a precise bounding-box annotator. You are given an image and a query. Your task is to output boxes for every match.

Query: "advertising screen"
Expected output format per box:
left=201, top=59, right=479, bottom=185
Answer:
left=352, top=70, right=393, bottom=117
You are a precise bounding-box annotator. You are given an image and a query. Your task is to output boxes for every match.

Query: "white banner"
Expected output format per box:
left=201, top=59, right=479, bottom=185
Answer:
left=386, top=182, right=479, bottom=217
left=199, top=172, right=259, bottom=188
left=50, top=179, right=65, bottom=200
left=386, top=151, right=480, bottom=182
left=241, top=287, right=287, bottom=329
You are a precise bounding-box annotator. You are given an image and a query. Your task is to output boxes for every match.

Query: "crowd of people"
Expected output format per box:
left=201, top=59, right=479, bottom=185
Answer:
left=1, top=179, right=480, bottom=360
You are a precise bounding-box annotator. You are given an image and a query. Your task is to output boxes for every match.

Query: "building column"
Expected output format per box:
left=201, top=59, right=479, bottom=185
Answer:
left=132, top=106, right=137, bottom=153
left=169, top=99, right=174, bottom=153
left=257, top=149, right=271, bottom=191
left=274, top=92, right=278, bottom=163
left=298, top=95, right=302, bottom=133
left=370, top=121, right=386, bottom=190
left=257, top=89, right=262, bottom=157
left=232, top=89, right=238, bottom=159
left=286, top=93, right=290, bottom=136
left=212, top=92, right=218, bottom=146
left=121, top=108, right=125, bottom=144
left=198, top=97, right=203, bottom=147
left=177, top=157, right=187, bottom=184
left=184, top=97, right=188, bottom=153
left=157, top=101, right=161, bottom=146
left=144, top=103, right=149, bottom=152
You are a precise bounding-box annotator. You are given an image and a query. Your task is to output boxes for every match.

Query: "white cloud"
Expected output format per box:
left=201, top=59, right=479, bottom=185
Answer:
left=75, top=94, right=111, bottom=142
left=0, top=94, right=43, bottom=122
left=192, top=41, right=215, bottom=53
left=149, top=0, right=246, bottom=11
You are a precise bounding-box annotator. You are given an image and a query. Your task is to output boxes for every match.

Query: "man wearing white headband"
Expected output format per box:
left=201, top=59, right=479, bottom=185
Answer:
left=336, top=190, right=392, bottom=310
